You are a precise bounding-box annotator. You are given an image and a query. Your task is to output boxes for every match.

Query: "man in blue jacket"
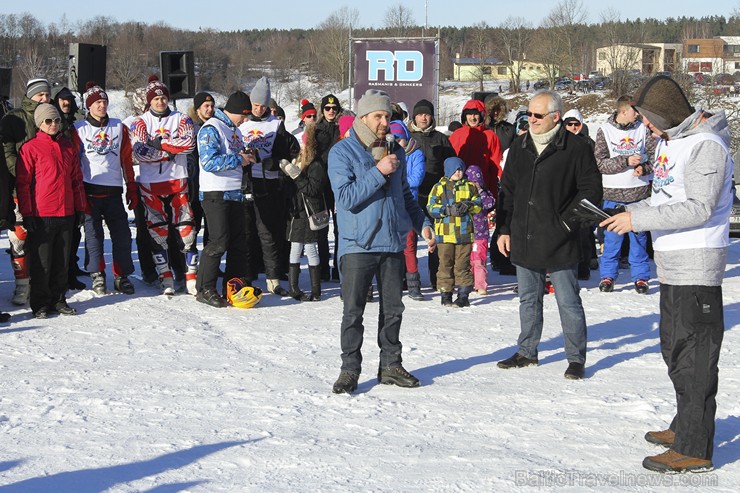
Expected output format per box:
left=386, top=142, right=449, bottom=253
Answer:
left=328, top=89, right=435, bottom=394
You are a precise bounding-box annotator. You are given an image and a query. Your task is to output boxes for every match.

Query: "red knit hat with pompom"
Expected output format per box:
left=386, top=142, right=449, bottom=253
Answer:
left=300, top=98, right=316, bottom=120
left=83, top=81, right=108, bottom=109
left=145, top=75, right=169, bottom=110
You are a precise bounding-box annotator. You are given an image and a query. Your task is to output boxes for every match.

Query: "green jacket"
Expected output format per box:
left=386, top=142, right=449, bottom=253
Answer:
left=1, top=96, right=40, bottom=179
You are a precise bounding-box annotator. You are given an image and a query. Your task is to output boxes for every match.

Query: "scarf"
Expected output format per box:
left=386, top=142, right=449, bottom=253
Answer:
left=352, top=118, right=386, bottom=162
left=530, top=123, right=561, bottom=156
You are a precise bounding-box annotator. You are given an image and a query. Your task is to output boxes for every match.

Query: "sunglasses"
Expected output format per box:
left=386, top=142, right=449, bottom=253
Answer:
left=304, top=114, right=316, bottom=119
left=324, top=106, right=338, bottom=112
left=566, top=121, right=581, bottom=127
left=526, top=110, right=555, bottom=119
left=43, top=117, right=62, bottom=125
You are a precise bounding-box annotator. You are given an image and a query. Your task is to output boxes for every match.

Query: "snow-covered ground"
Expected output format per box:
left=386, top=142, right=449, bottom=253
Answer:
left=1, top=85, right=739, bottom=492
left=1, top=227, right=738, bottom=492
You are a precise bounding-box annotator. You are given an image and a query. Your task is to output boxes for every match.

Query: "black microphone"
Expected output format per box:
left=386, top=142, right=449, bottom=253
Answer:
left=383, top=134, right=395, bottom=191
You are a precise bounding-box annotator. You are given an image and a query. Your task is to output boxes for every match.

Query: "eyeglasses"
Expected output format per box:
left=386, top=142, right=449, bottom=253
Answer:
left=304, top=114, right=316, bottom=119
left=324, top=106, right=338, bottom=112
left=565, top=121, right=581, bottom=127
left=43, top=118, right=62, bottom=125
left=526, top=111, right=555, bottom=119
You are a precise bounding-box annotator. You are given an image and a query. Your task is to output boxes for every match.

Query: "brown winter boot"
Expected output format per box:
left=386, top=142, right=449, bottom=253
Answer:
left=642, top=449, right=713, bottom=473
left=644, top=429, right=675, bottom=447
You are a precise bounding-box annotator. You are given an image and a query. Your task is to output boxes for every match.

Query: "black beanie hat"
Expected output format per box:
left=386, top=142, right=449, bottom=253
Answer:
left=224, top=91, right=252, bottom=115
left=321, top=94, right=342, bottom=112
left=632, top=75, right=694, bottom=130
left=194, top=92, right=215, bottom=111
left=413, top=99, right=434, bottom=118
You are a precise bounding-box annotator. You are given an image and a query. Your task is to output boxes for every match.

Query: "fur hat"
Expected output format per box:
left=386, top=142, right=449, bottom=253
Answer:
left=444, top=157, right=465, bottom=178
left=250, top=77, right=271, bottom=106
left=357, top=89, right=392, bottom=118
left=34, top=103, right=60, bottom=127
left=300, top=99, right=316, bottom=120
left=632, top=75, right=694, bottom=130
left=145, top=75, right=169, bottom=110
left=26, top=78, right=51, bottom=99
left=224, top=91, right=252, bottom=115
left=83, top=81, right=108, bottom=109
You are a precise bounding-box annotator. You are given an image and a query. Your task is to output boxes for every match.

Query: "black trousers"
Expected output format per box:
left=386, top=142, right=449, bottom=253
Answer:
left=659, top=283, right=724, bottom=460
left=339, top=252, right=405, bottom=374
left=29, top=216, right=74, bottom=312
left=244, top=178, right=285, bottom=280
left=198, top=198, right=248, bottom=293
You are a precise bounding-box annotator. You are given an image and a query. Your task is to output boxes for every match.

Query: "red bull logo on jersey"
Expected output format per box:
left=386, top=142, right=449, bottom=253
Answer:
left=609, top=136, right=641, bottom=156
left=652, top=153, right=675, bottom=195
left=242, top=128, right=274, bottom=151
left=86, top=130, right=120, bottom=155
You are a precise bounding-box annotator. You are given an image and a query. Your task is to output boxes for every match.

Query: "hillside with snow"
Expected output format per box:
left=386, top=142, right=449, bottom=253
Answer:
left=0, top=83, right=738, bottom=492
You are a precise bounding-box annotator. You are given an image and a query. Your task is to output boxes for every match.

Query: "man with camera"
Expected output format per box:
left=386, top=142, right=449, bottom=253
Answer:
left=195, top=91, right=256, bottom=307
left=239, top=77, right=300, bottom=296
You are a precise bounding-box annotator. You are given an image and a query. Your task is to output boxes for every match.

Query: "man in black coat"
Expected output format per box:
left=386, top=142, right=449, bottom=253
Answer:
left=408, top=98, right=456, bottom=289
left=495, top=90, right=602, bottom=380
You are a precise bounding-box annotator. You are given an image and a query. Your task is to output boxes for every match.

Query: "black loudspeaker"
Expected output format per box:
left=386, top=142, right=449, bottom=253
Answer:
left=69, top=43, right=107, bottom=94
left=160, top=51, right=195, bottom=100
left=0, top=68, right=11, bottom=98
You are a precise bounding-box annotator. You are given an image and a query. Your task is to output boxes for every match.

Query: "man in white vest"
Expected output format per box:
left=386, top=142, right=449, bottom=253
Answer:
left=239, top=77, right=300, bottom=296
left=195, top=91, right=256, bottom=307
left=594, top=95, right=657, bottom=293
left=602, top=75, right=733, bottom=474
left=129, top=75, right=196, bottom=295
left=74, top=82, right=138, bottom=295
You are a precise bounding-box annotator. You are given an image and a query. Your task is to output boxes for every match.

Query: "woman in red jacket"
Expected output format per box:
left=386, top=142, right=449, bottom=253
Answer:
left=16, top=103, right=87, bottom=319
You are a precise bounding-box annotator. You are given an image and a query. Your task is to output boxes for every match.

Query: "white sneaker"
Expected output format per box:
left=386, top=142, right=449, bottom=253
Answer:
left=12, top=278, right=30, bottom=306
left=161, top=276, right=175, bottom=296
left=186, top=278, right=197, bottom=295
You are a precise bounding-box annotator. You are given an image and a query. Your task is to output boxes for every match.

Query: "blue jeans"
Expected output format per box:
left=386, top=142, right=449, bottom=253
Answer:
left=516, top=264, right=588, bottom=364
left=599, top=200, right=650, bottom=282
left=339, top=252, right=405, bottom=374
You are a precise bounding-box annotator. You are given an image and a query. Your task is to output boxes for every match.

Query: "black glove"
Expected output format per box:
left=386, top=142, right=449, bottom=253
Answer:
left=604, top=205, right=626, bottom=216
left=75, top=211, right=86, bottom=228
left=146, top=137, right=163, bottom=150
left=23, top=217, right=37, bottom=233
left=448, top=201, right=470, bottom=216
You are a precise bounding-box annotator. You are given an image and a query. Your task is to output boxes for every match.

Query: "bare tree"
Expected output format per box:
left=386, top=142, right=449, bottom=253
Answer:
left=528, top=27, right=562, bottom=89
left=599, top=9, right=647, bottom=96
left=544, top=0, right=588, bottom=88
left=311, top=7, right=359, bottom=91
left=383, top=6, right=415, bottom=37
left=108, top=22, right=147, bottom=97
left=497, top=17, right=532, bottom=93
left=469, top=22, right=492, bottom=92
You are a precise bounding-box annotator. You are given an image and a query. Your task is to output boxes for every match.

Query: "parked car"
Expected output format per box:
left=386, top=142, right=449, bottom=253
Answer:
left=533, top=80, right=549, bottom=90
left=593, top=77, right=611, bottom=90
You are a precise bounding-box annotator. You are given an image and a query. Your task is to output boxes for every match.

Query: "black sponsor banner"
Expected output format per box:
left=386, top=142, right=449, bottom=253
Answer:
left=353, top=39, right=437, bottom=113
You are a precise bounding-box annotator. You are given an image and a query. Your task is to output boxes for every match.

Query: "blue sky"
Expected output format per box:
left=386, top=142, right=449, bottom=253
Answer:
left=4, top=1, right=735, bottom=31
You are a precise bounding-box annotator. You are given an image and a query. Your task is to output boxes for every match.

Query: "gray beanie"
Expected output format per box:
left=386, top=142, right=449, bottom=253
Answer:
left=357, top=89, right=392, bottom=118
left=34, top=103, right=60, bottom=128
left=250, top=77, right=271, bottom=106
left=26, top=78, right=51, bottom=99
